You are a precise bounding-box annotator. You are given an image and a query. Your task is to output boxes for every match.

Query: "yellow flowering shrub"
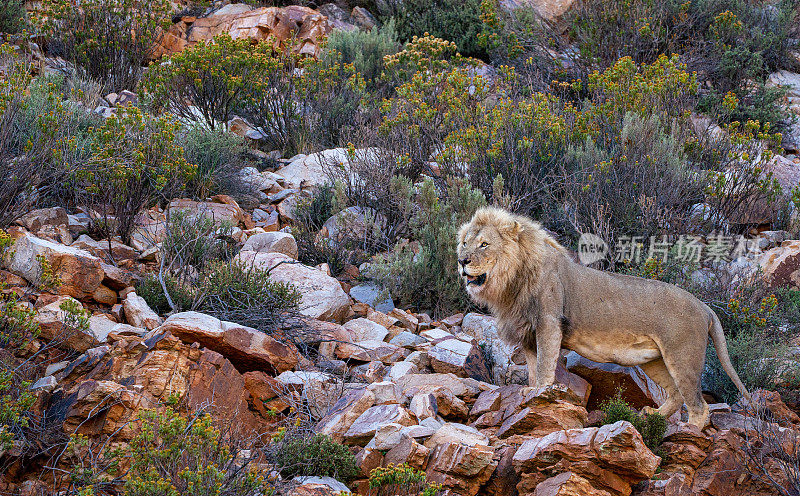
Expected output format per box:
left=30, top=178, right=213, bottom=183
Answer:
left=72, top=106, right=196, bottom=245
left=32, top=0, right=171, bottom=92
left=366, top=463, right=443, bottom=496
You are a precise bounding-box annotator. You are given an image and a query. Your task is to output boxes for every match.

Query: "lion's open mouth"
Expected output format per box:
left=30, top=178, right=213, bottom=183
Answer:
left=465, top=273, right=487, bottom=286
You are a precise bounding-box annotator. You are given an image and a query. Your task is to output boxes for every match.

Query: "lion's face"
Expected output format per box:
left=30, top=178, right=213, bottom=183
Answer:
left=457, top=220, right=510, bottom=297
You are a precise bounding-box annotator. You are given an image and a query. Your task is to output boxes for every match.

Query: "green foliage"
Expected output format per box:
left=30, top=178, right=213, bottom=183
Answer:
left=72, top=106, right=196, bottom=245
left=393, top=0, right=487, bottom=59
left=140, top=34, right=270, bottom=130
left=136, top=273, right=195, bottom=314
left=272, top=433, right=359, bottom=482
left=122, top=408, right=269, bottom=496
left=162, top=210, right=235, bottom=277
left=33, top=0, right=171, bottom=92
left=367, top=463, right=443, bottom=496
left=324, top=20, right=401, bottom=90
left=600, top=390, right=666, bottom=453
left=0, top=0, right=26, bottom=34
left=179, top=125, right=253, bottom=200
left=368, top=177, right=486, bottom=316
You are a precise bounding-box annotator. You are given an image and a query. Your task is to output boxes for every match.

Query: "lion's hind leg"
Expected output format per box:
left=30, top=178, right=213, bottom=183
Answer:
left=660, top=351, right=709, bottom=429
left=640, top=358, right=682, bottom=420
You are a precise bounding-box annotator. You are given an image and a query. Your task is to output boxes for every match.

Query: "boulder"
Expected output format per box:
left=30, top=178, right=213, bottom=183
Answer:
left=235, top=251, right=351, bottom=322
left=34, top=296, right=99, bottom=352
left=342, top=403, right=416, bottom=445
left=292, top=477, right=351, bottom=495
left=71, top=234, right=138, bottom=261
left=566, top=352, right=667, bottom=410
left=241, top=231, right=298, bottom=258
left=349, top=283, right=394, bottom=313
left=316, top=387, right=375, bottom=443
left=157, top=311, right=299, bottom=374
left=428, top=337, right=492, bottom=382
left=500, top=0, right=575, bottom=22
left=496, top=385, right=588, bottom=439
left=275, top=148, right=379, bottom=190
left=335, top=339, right=407, bottom=363
left=758, top=239, right=800, bottom=289
left=5, top=235, right=104, bottom=298
left=424, top=422, right=489, bottom=448
left=426, top=442, right=498, bottom=496
left=461, top=313, right=519, bottom=383
left=342, top=317, right=389, bottom=342
left=122, top=292, right=162, bottom=330
left=168, top=198, right=244, bottom=226
left=156, top=5, right=332, bottom=59
left=16, top=207, right=68, bottom=232
left=513, top=421, right=661, bottom=495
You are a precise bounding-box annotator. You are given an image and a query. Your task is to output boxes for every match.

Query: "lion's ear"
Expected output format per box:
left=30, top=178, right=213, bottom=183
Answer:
left=503, top=220, right=522, bottom=237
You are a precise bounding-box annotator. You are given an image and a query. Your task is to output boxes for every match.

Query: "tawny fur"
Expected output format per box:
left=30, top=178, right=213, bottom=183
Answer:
left=457, top=206, right=751, bottom=428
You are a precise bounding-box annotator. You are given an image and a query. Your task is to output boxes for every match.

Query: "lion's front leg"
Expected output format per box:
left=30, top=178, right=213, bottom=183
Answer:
left=534, top=315, right=563, bottom=388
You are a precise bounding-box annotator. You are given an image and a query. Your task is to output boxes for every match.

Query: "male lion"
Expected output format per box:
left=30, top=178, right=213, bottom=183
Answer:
left=457, top=206, right=751, bottom=428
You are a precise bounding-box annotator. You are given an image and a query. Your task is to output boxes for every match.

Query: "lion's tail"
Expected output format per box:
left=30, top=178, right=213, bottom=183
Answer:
left=709, top=311, right=752, bottom=403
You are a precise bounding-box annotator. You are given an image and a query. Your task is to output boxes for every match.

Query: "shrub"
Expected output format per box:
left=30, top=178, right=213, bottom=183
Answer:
left=600, top=390, right=666, bottom=454
left=367, top=463, right=443, bottom=496
left=0, top=0, right=26, bottom=34
left=33, top=0, right=171, bottom=92
left=136, top=273, right=195, bottom=314
left=271, top=433, right=359, bottom=482
left=72, top=106, right=196, bottom=245
left=195, top=260, right=301, bottom=332
left=393, top=0, right=487, bottom=59
left=140, top=34, right=269, bottom=131
left=325, top=19, right=401, bottom=91
left=179, top=126, right=253, bottom=199
left=162, top=210, right=235, bottom=277
left=0, top=47, right=91, bottom=227
left=368, top=177, right=486, bottom=316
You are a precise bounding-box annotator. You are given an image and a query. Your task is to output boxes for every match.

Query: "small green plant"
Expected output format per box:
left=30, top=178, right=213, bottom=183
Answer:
left=367, top=463, right=443, bottom=496
left=0, top=0, right=26, bottom=34
left=179, top=125, right=253, bottom=200
left=600, top=389, right=666, bottom=454
left=271, top=433, right=359, bottom=482
left=36, top=254, right=62, bottom=291
left=33, top=0, right=171, bottom=92
left=325, top=19, right=400, bottom=90
left=136, top=274, right=195, bottom=314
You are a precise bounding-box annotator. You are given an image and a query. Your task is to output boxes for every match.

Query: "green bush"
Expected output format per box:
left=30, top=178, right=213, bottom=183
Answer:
left=140, top=34, right=269, bottom=131
left=600, top=390, right=666, bottom=454
left=368, top=463, right=443, bottom=496
left=271, top=433, right=359, bottom=482
left=368, top=177, right=486, bottom=316
left=72, top=106, right=196, bottom=245
left=179, top=126, right=253, bottom=200
left=136, top=273, right=195, bottom=314
left=33, top=0, right=171, bottom=92
left=325, top=20, right=401, bottom=90
left=0, top=0, right=26, bottom=34
left=393, top=0, right=487, bottom=59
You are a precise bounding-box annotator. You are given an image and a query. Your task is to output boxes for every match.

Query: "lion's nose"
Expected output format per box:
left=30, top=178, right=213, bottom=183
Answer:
left=459, top=258, right=471, bottom=266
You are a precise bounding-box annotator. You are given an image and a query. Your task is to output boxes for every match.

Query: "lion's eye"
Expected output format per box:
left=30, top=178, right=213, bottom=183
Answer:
left=480, top=242, right=488, bottom=248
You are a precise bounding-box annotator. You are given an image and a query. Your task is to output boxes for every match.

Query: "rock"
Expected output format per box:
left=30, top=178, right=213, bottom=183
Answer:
left=71, top=234, right=138, bottom=261
left=366, top=381, right=401, bottom=405
left=292, top=476, right=351, bottom=495
left=389, top=308, right=419, bottom=331
left=123, top=292, right=162, bottom=330
left=100, top=262, right=135, bottom=290
left=461, top=313, right=519, bottom=383
left=396, top=373, right=480, bottom=399
left=34, top=296, right=99, bottom=352
left=335, top=339, right=407, bottom=363
left=5, top=234, right=104, bottom=298
left=738, top=389, right=800, bottom=426
left=241, top=231, right=298, bottom=258
left=389, top=331, right=426, bottom=348
left=758, top=239, right=800, bottom=289
left=316, top=387, right=376, bottom=443
left=426, top=442, right=498, bottom=496
left=30, top=375, right=57, bottom=392
left=499, top=0, right=575, bottom=22
left=424, top=422, right=489, bottom=448
left=16, top=207, right=68, bottom=232
left=513, top=421, right=661, bottom=495
left=157, top=311, right=299, bottom=374
left=386, top=361, right=418, bottom=380
left=155, top=5, right=332, bottom=59
left=350, top=7, right=377, bottom=29
left=566, top=352, right=667, bottom=410
left=275, top=148, right=379, bottom=190
left=659, top=422, right=712, bottom=477
left=349, top=283, right=394, bottom=313
left=496, top=385, right=588, bottom=439
left=384, top=436, right=430, bottom=470
left=343, top=317, right=389, bottom=342
left=342, top=403, right=416, bottom=445
left=168, top=198, right=244, bottom=226
left=235, top=251, right=351, bottom=322
left=428, top=337, right=492, bottom=382
left=321, top=206, right=386, bottom=244
left=373, top=422, right=409, bottom=450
